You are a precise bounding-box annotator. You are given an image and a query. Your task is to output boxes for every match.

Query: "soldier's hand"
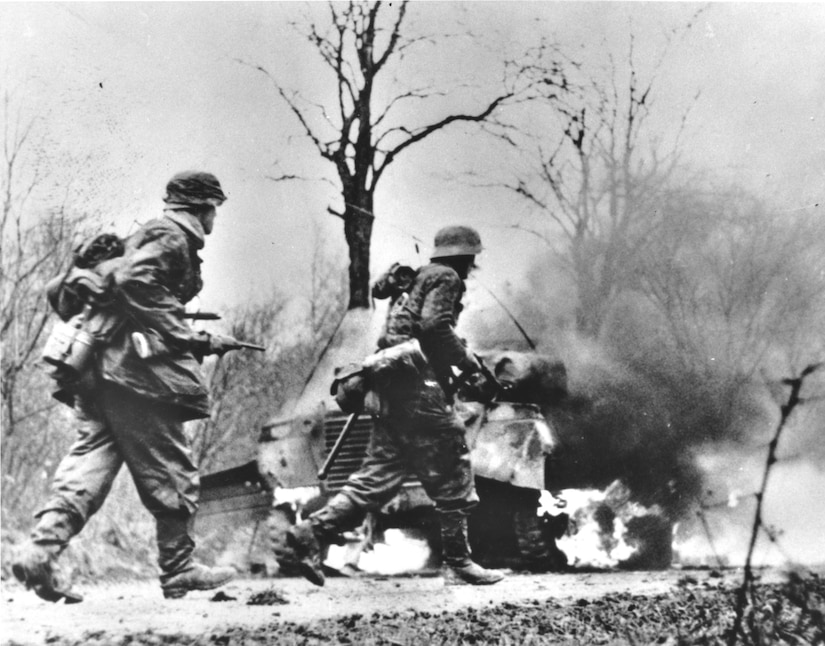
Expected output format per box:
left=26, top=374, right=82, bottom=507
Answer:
left=457, top=371, right=500, bottom=404
left=471, top=371, right=501, bottom=403
left=457, top=350, right=482, bottom=375
left=207, top=333, right=238, bottom=357
left=189, top=330, right=212, bottom=361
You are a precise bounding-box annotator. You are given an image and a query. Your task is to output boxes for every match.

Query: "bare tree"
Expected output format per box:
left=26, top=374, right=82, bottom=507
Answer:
left=0, top=77, right=128, bottom=524
left=0, top=86, right=92, bottom=517
left=191, top=242, right=347, bottom=472
left=640, top=194, right=825, bottom=381
left=240, top=0, right=545, bottom=309
left=491, top=22, right=702, bottom=337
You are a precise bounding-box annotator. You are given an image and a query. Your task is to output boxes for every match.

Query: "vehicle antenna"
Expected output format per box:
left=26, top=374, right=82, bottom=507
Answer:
left=475, top=279, right=538, bottom=351
left=290, top=307, right=349, bottom=414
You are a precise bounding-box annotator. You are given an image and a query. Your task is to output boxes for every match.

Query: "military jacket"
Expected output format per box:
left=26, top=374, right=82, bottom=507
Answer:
left=97, top=215, right=209, bottom=420
left=377, top=262, right=468, bottom=374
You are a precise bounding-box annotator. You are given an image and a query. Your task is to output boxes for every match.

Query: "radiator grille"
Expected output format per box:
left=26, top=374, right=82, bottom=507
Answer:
left=323, top=415, right=374, bottom=491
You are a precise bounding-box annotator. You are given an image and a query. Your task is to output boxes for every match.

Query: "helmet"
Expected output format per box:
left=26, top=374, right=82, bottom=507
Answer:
left=430, top=225, right=482, bottom=259
left=163, top=171, right=227, bottom=207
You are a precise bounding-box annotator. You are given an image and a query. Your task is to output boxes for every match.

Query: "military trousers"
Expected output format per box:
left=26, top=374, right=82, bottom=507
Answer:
left=313, top=367, right=478, bottom=535
left=36, top=379, right=200, bottom=579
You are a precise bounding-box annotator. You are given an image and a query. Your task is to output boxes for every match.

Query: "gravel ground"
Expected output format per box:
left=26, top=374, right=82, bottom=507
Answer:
left=2, top=568, right=822, bottom=646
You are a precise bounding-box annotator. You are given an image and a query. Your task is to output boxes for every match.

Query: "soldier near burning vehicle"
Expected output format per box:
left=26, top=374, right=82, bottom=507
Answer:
left=12, top=171, right=239, bottom=602
left=284, top=225, right=505, bottom=586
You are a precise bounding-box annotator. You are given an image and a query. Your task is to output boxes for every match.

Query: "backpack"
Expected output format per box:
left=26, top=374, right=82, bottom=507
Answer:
left=46, top=233, right=124, bottom=320
left=42, top=233, right=125, bottom=399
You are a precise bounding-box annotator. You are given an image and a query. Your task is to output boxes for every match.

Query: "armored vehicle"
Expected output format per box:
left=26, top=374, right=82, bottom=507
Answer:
left=200, top=307, right=676, bottom=574
left=256, top=309, right=571, bottom=572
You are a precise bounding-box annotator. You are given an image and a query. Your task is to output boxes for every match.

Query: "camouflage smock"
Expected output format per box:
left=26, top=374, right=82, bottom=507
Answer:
left=377, top=261, right=468, bottom=378
left=96, top=213, right=209, bottom=420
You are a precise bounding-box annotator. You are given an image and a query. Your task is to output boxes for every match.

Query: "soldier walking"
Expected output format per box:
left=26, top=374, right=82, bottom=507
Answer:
left=12, top=171, right=237, bottom=602
left=285, top=225, right=505, bottom=586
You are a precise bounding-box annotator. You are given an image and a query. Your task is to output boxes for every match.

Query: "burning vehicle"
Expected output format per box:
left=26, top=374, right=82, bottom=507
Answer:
left=200, top=308, right=680, bottom=575
left=256, top=308, right=570, bottom=573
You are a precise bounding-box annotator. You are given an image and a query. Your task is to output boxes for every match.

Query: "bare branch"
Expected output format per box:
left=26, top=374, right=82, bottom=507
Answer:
left=373, top=0, right=408, bottom=72
left=235, top=58, right=333, bottom=161
left=373, top=92, right=513, bottom=186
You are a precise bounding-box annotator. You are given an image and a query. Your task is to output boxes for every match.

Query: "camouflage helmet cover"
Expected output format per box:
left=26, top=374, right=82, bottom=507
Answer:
left=163, top=171, right=227, bottom=207
left=430, top=225, right=482, bottom=259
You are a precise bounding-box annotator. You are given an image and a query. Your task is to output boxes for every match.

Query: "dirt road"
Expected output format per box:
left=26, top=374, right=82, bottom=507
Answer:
left=1, top=568, right=755, bottom=645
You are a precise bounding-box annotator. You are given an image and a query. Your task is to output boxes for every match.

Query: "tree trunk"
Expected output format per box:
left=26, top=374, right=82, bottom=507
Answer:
left=343, top=203, right=374, bottom=310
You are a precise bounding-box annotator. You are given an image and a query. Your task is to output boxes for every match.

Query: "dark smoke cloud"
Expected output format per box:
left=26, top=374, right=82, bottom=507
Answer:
left=462, top=253, right=819, bottom=530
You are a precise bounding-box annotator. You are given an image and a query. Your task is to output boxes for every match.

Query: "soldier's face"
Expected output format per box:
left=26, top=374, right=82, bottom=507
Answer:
left=454, top=256, right=476, bottom=280
left=200, top=206, right=217, bottom=235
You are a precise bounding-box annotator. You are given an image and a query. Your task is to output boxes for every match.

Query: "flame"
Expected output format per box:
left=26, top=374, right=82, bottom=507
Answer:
left=325, top=528, right=432, bottom=575
left=541, top=484, right=672, bottom=569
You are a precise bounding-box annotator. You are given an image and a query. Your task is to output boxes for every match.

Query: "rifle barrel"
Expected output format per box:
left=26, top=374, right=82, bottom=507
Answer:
left=237, top=341, right=266, bottom=351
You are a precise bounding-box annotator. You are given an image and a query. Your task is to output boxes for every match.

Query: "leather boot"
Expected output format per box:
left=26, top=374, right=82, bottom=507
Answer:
left=161, top=563, right=236, bottom=599
left=156, top=510, right=235, bottom=599
left=12, top=510, right=84, bottom=603
left=283, top=494, right=364, bottom=587
left=440, top=511, right=505, bottom=586
left=285, top=521, right=326, bottom=587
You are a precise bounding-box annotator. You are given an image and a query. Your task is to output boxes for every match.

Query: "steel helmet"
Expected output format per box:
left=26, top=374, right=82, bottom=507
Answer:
left=430, top=225, right=482, bottom=259
left=163, top=171, right=227, bottom=207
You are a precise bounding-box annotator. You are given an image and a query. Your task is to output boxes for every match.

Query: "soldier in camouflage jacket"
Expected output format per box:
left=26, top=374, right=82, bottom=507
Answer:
left=286, top=226, right=506, bottom=587
left=13, top=172, right=236, bottom=602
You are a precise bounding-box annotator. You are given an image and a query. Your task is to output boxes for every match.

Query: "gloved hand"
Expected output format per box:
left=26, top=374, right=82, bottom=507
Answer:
left=460, top=370, right=500, bottom=404
left=456, top=350, right=482, bottom=376
left=206, top=333, right=238, bottom=357
left=191, top=331, right=239, bottom=358
left=189, top=330, right=211, bottom=361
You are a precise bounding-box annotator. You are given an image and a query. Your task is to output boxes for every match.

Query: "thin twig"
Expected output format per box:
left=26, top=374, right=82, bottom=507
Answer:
left=727, top=362, right=822, bottom=645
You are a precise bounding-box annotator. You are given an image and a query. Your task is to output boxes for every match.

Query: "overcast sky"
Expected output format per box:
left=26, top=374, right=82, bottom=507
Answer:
left=2, top=1, right=824, bottom=317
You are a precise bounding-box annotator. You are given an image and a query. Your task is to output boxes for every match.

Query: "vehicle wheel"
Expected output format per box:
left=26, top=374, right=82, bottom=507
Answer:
left=469, top=477, right=567, bottom=572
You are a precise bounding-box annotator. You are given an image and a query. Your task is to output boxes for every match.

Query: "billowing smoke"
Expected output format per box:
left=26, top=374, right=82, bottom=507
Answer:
left=462, top=252, right=825, bottom=567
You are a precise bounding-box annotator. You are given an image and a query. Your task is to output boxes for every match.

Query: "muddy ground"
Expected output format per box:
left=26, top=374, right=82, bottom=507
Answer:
left=2, top=567, right=821, bottom=645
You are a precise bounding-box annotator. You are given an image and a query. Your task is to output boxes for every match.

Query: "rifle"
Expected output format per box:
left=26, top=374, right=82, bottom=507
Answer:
left=212, top=335, right=266, bottom=352
left=131, top=331, right=265, bottom=358
left=318, top=411, right=360, bottom=481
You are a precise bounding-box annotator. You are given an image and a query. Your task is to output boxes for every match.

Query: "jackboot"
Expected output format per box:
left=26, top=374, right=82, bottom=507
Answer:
left=284, top=493, right=365, bottom=587
left=156, top=510, right=235, bottom=599
left=440, top=511, right=505, bottom=586
left=285, top=521, right=326, bottom=587
left=161, top=563, right=237, bottom=599
left=12, top=510, right=84, bottom=603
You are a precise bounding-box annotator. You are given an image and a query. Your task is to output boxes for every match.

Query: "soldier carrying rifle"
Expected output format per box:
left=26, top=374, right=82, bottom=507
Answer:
left=284, top=225, right=505, bottom=586
left=12, top=171, right=255, bottom=602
